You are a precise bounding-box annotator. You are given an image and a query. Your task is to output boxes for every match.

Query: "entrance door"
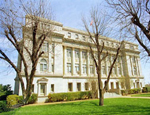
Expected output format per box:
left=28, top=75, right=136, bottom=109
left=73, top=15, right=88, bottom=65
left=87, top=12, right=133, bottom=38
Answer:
left=40, top=83, right=46, bottom=96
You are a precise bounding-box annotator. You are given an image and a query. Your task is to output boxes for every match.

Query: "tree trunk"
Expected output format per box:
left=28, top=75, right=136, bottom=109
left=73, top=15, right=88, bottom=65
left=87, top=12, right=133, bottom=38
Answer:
left=99, top=89, right=104, bottom=106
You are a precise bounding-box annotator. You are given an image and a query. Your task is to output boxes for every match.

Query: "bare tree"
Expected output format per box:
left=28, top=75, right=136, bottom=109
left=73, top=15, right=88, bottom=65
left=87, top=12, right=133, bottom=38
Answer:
left=0, top=0, right=53, bottom=104
left=82, top=7, right=123, bottom=106
left=106, top=0, right=150, bottom=57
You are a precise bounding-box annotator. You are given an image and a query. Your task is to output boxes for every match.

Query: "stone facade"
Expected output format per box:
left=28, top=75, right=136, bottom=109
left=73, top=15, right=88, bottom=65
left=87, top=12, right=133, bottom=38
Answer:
left=14, top=16, right=144, bottom=97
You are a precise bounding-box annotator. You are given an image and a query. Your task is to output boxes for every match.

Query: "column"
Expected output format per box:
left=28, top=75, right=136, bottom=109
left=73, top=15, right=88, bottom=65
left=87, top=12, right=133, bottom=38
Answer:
left=136, top=57, right=140, bottom=76
left=72, top=48, right=75, bottom=75
left=87, top=51, right=90, bottom=76
left=79, top=49, right=82, bottom=76
left=63, top=46, right=66, bottom=75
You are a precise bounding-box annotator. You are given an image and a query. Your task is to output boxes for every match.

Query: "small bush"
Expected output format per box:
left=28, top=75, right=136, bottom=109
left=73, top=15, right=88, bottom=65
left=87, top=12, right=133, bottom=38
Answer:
left=0, top=101, right=11, bottom=113
left=121, top=90, right=125, bottom=95
left=147, top=87, right=150, bottom=92
left=48, top=91, right=92, bottom=102
left=128, top=88, right=141, bottom=94
left=7, top=95, right=19, bottom=107
left=28, top=93, right=38, bottom=104
left=18, top=94, right=38, bottom=104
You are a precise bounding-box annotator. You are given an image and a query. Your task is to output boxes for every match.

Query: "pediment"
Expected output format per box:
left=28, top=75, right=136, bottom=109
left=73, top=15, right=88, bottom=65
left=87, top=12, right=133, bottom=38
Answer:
left=37, top=77, right=48, bottom=83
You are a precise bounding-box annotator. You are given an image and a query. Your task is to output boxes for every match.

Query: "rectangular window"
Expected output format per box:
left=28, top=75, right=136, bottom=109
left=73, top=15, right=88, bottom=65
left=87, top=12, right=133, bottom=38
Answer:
left=90, top=65, right=94, bottom=74
left=32, top=84, right=34, bottom=92
left=111, top=82, right=114, bottom=89
left=51, top=84, right=54, bottom=92
left=68, top=83, right=73, bottom=91
left=102, top=66, right=106, bottom=74
left=82, top=51, right=87, bottom=59
left=67, top=49, right=72, bottom=58
left=75, top=64, right=79, bottom=74
left=77, top=83, right=81, bottom=91
left=68, top=32, right=71, bottom=38
left=132, top=56, right=136, bottom=63
left=82, top=36, right=86, bottom=41
left=67, top=63, right=71, bottom=73
left=75, top=49, right=79, bottom=59
left=75, top=34, right=79, bottom=39
left=133, top=82, right=135, bottom=88
left=83, top=64, right=87, bottom=74
left=121, top=82, right=124, bottom=89
left=134, top=67, right=137, bottom=75
left=52, top=44, right=55, bottom=53
left=85, top=83, right=89, bottom=91
left=42, top=42, right=48, bottom=52
left=51, top=64, right=54, bottom=72
left=118, top=67, right=121, bottom=75
left=116, top=82, right=119, bottom=89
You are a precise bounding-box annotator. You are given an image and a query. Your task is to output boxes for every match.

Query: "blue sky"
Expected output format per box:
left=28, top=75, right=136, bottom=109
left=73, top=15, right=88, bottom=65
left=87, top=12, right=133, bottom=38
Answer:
left=0, top=0, right=150, bottom=90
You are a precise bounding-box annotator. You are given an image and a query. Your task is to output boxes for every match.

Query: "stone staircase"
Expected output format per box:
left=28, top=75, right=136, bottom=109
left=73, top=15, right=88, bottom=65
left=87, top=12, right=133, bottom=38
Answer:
left=37, top=96, right=49, bottom=103
left=104, top=92, right=122, bottom=98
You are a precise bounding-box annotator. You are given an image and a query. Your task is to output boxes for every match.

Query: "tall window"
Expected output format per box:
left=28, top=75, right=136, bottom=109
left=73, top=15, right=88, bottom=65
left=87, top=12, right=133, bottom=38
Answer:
left=67, top=49, right=72, bottom=58
left=51, top=84, right=54, bottom=92
left=75, top=49, right=79, bottom=59
left=42, top=42, right=48, bottom=52
left=40, top=59, right=47, bottom=71
left=118, top=67, right=121, bottom=75
left=68, top=83, right=73, bottom=91
left=111, top=82, right=114, bottom=89
left=102, top=66, right=106, bottom=74
left=75, top=34, right=79, bottom=39
left=90, top=65, right=94, bottom=74
left=67, top=63, right=71, bottom=73
left=68, top=32, right=71, bottom=38
left=85, top=83, right=89, bottom=90
left=82, top=36, right=86, bottom=41
left=83, top=64, right=87, bottom=74
left=134, top=67, right=137, bottom=75
left=75, top=64, right=79, bottom=74
left=82, top=51, right=87, bottom=59
left=132, top=56, right=136, bottom=63
left=32, top=84, right=34, bottom=92
left=77, top=83, right=81, bottom=91
left=52, top=43, right=55, bottom=54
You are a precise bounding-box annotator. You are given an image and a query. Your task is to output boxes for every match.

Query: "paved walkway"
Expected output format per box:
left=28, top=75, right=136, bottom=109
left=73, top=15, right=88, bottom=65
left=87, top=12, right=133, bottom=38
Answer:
left=23, top=95, right=150, bottom=107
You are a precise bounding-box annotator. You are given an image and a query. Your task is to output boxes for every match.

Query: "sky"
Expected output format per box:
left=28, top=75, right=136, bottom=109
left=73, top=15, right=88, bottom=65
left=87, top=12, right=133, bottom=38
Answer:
left=0, top=0, right=150, bottom=90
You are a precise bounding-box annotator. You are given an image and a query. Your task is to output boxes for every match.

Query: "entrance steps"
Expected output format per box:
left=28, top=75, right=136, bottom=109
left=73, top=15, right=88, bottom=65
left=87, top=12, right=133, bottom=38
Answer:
left=37, top=96, right=49, bottom=103
left=104, top=92, right=122, bottom=98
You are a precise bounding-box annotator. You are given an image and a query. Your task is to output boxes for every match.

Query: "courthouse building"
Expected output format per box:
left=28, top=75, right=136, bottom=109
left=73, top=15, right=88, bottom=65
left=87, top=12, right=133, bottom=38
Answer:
left=14, top=16, right=144, bottom=98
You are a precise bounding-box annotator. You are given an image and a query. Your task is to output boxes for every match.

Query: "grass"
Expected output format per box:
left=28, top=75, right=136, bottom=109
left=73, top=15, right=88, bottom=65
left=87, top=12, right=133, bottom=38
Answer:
left=131, top=93, right=150, bottom=97
left=1, top=98, right=150, bottom=115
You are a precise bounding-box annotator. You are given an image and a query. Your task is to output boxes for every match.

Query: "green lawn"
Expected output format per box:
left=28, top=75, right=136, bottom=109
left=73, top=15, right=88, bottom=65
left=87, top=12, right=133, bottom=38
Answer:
left=1, top=98, right=150, bottom=115
left=131, top=93, right=150, bottom=97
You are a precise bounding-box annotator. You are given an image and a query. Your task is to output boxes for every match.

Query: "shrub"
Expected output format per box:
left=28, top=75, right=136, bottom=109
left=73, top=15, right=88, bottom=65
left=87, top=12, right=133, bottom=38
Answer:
left=147, top=87, right=150, bottom=92
left=18, top=93, right=38, bottom=104
left=128, top=88, right=141, bottom=94
left=0, top=101, right=11, bottom=113
left=48, top=91, right=92, bottom=102
left=142, top=87, right=147, bottom=93
left=121, top=90, right=125, bottom=95
left=7, top=95, right=19, bottom=107
left=28, top=93, right=38, bottom=104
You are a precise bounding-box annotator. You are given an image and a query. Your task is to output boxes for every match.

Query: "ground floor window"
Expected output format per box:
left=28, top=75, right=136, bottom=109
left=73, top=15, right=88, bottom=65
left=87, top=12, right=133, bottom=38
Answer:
left=111, top=82, right=114, bottom=89
left=85, top=83, right=89, bottom=91
left=121, top=82, right=124, bottom=89
left=51, top=84, right=54, bottom=92
left=32, top=84, right=34, bottom=92
left=77, top=83, right=81, bottom=91
left=68, top=83, right=73, bottom=91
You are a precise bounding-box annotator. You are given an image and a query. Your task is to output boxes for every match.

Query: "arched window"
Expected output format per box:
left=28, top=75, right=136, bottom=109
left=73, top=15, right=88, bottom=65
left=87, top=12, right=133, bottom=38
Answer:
left=40, top=59, right=47, bottom=71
